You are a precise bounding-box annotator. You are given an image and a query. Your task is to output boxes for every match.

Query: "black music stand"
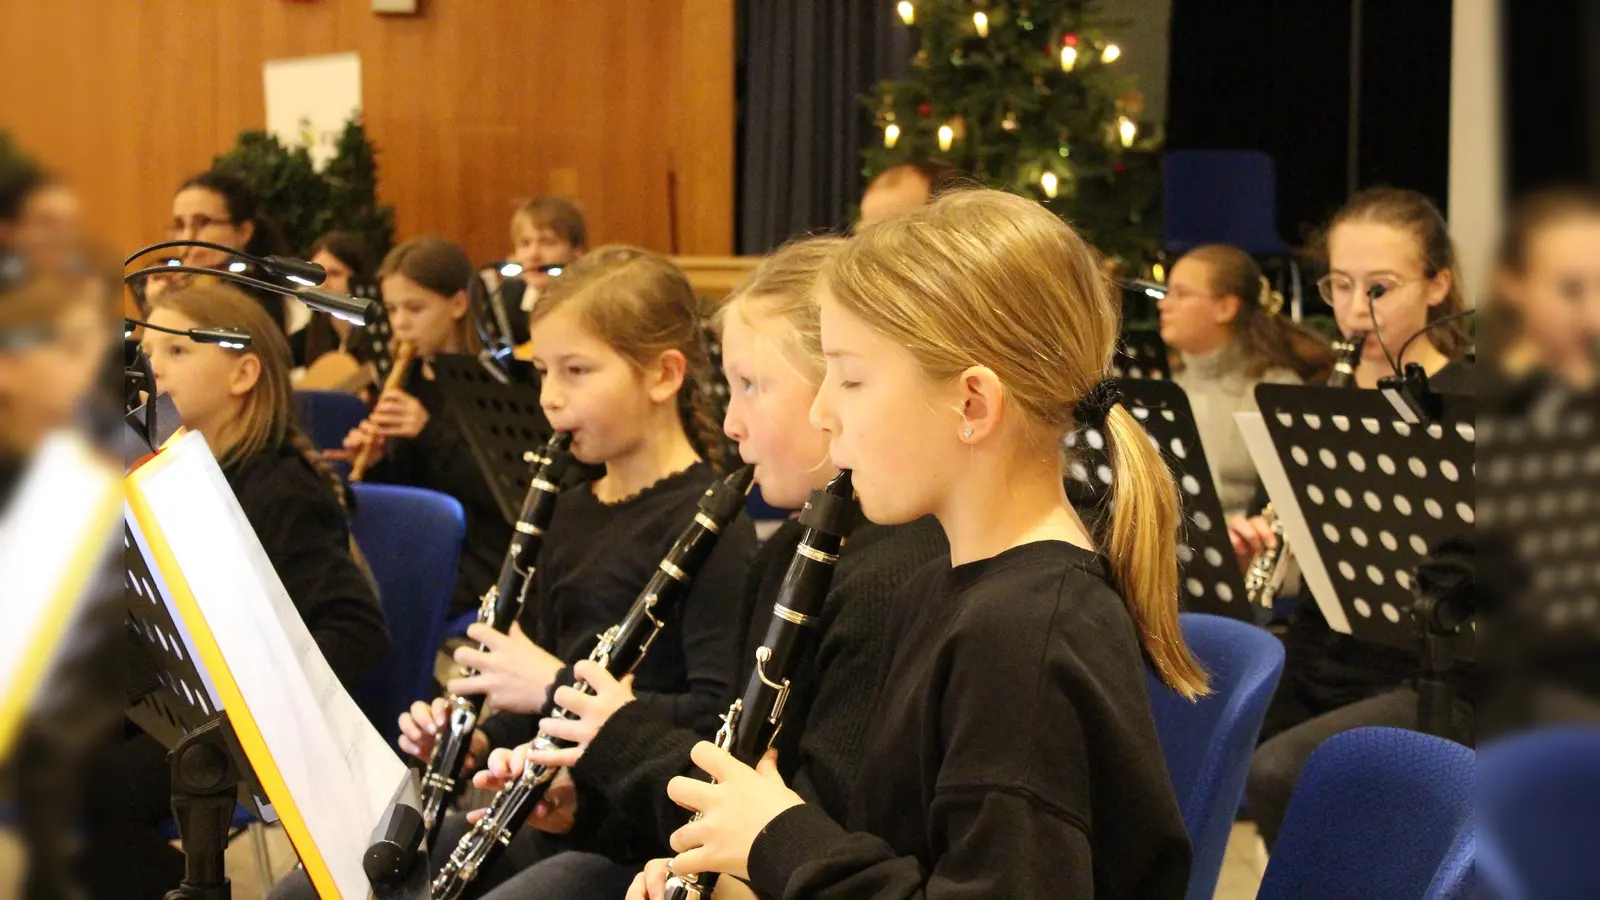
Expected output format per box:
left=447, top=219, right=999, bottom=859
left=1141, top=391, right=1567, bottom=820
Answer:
left=1255, top=384, right=1477, bottom=740
left=1113, top=326, right=1171, bottom=381
left=125, top=466, right=430, bottom=899
left=1066, top=379, right=1253, bottom=622
left=429, top=353, right=556, bottom=524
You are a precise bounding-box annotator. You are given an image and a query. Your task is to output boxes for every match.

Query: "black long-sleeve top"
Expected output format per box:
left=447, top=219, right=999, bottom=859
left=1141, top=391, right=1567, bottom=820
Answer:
left=361, top=364, right=511, bottom=619
left=557, top=516, right=948, bottom=861
left=478, top=462, right=757, bottom=750
left=748, top=541, right=1191, bottom=900
left=223, top=439, right=391, bottom=690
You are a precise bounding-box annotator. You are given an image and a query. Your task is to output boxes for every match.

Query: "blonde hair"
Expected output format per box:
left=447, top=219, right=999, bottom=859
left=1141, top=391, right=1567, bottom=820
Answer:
left=531, top=245, right=724, bottom=470
left=148, top=284, right=350, bottom=509
left=822, top=189, right=1208, bottom=698
left=720, top=235, right=848, bottom=382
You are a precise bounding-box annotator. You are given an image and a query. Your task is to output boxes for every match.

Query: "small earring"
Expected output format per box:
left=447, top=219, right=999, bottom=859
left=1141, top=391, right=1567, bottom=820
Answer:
left=961, top=426, right=974, bottom=439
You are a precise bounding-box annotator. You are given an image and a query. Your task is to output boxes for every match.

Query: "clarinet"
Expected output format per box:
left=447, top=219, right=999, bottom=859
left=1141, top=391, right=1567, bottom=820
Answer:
left=419, top=431, right=573, bottom=837
left=1245, top=333, right=1366, bottom=606
left=664, top=469, right=859, bottom=900
left=432, top=464, right=756, bottom=900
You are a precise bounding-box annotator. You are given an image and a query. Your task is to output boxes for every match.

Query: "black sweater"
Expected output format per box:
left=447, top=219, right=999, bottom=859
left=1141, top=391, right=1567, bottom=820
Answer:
left=362, top=365, right=511, bottom=619
left=562, top=516, right=948, bottom=860
left=223, top=439, right=391, bottom=690
left=478, top=463, right=757, bottom=750
left=748, top=541, right=1191, bottom=900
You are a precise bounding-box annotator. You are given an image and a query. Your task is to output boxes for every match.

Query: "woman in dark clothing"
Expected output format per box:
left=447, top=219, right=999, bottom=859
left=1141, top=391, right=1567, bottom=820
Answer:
left=1235, top=188, right=1479, bottom=847
left=141, top=170, right=295, bottom=332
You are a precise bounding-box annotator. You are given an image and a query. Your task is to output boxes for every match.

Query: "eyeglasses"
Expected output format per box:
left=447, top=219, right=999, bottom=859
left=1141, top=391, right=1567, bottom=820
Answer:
left=165, top=215, right=234, bottom=238
left=1316, top=274, right=1415, bottom=304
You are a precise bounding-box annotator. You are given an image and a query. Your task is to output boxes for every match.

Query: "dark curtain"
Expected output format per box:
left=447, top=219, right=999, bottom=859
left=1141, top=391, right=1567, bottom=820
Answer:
left=735, top=0, right=911, bottom=254
left=1504, top=0, right=1600, bottom=193
left=1166, top=0, right=1452, bottom=246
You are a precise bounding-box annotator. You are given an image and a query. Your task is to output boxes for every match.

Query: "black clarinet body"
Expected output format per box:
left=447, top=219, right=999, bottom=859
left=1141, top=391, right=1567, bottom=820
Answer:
left=419, top=432, right=572, bottom=837
left=664, top=469, right=858, bottom=900
left=431, top=465, right=755, bottom=900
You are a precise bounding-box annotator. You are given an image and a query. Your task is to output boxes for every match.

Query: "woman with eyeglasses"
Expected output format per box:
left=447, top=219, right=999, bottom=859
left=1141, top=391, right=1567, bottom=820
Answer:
left=1241, top=187, right=1476, bottom=851
left=1157, top=244, right=1333, bottom=520
left=140, top=170, right=294, bottom=331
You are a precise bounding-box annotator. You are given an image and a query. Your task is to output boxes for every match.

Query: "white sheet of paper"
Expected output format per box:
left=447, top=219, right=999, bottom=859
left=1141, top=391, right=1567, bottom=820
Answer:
left=263, top=52, right=362, bottom=171
left=0, top=433, right=119, bottom=753
left=1237, top=411, right=1352, bottom=634
left=134, top=432, right=403, bottom=898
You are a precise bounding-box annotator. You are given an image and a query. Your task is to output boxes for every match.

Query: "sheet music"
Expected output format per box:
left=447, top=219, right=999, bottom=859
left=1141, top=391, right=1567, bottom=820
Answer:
left=130, top=432, right=405, bottom=899
left=0, top=432, right=119, bottom=756
left=1237, top=411, right=1352, bottom=634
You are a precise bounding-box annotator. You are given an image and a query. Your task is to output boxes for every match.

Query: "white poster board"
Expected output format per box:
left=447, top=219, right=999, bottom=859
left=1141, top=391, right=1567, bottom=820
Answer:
left=127, top=432, right=405, bottom=899
left=264, top=52, right=363, bottom=172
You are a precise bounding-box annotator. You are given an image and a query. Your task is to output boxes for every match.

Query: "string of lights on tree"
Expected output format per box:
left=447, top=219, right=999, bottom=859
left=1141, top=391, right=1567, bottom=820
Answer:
left=863, top=0, right=1161, bottom=269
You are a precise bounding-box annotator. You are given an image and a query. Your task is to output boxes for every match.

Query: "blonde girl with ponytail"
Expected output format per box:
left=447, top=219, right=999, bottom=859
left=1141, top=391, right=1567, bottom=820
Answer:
left=629, top=189, right=1202, bottom=900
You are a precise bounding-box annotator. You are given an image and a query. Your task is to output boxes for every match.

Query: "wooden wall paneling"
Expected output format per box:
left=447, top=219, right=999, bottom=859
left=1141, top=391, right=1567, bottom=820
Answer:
left=0, top=0, right=733, bottom=267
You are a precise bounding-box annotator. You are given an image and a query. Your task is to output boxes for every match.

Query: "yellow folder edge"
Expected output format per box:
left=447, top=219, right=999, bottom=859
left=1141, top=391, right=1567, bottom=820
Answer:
left=0, top=472, right=121, bottom=760
left=126, top=451, right=341, bottom=899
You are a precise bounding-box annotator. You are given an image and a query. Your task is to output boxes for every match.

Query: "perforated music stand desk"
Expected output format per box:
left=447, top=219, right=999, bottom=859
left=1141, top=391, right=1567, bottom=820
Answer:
left=430, top=354, right=555, bottom=525
left=1067, top=379, right=1253, bottom=622
left=1113, top=327, right=1172, bottom=381
left=1251, top=384, right=1476, bottom=650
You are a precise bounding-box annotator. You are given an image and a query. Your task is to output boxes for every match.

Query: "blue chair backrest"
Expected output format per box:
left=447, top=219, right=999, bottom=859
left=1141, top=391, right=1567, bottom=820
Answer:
left=1256, top=727, right=1474, bottom=900
left=295, top=390, right=370, bottom=451
left=1147, top=613, right=1285, bottom=900
left=1162, top=150, right=1290, bottom=256
left=1423, top=824, right=1475, bottom=900
left=1478, top=726, right=1600, bottom=900
left=347, top=484, right=465, bottom=746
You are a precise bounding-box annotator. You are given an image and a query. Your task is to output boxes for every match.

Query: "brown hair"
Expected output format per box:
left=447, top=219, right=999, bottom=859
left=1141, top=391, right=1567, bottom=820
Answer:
left=1322, top=187, right=1471, bottom=359
left=720, top=235, right=849, bottom=382
left=822, top=188, right=1208, bottom=698
left=300, top=231, right=376, bottom=363
left=148, top=284, right=350, bottom=510
left=511, top=197, right=587, bottom=250
left=377, top=235, right=482, bottom=354
left=1178, top=244, right=1334, bottom=381
left=531, top=245, right=724, bottom=470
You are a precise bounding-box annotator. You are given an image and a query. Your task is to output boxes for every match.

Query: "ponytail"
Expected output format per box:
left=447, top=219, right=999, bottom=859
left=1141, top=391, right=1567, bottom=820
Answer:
left=1101, top=402, right=1211, bottom=699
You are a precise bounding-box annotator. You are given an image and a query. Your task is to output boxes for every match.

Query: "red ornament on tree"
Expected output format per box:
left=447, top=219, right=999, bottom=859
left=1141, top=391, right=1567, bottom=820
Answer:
left=1114, top=161, right=1127, bottom=174
left=1063, top=33, right=1078, bottom=47
left=917, top=101, right=933, bottom=118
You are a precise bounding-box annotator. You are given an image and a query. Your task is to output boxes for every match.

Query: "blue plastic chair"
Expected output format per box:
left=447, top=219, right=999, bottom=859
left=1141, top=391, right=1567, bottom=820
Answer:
left=348, top=484, right=465, bottom=747
left=1147, top=613, right=1285, bottom=900
left=1162, top=150, right=1291, bottom=257
left=1423, top=824, right=1475, bottom=900
left=1255, top=727, right=1474, bottom=900
left=1477, top=725, right=1600, bottom=900
left=294, top=390, right=369, bottom=451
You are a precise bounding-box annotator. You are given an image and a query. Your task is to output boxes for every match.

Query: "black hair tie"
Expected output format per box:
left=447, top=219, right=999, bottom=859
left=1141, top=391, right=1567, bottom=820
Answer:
left=1076, top=378, right=1122, bottom=429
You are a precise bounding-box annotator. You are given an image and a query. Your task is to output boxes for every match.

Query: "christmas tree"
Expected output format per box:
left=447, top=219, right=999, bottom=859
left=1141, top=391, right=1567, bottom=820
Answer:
left=863, top=0, right=1161, bottom=270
